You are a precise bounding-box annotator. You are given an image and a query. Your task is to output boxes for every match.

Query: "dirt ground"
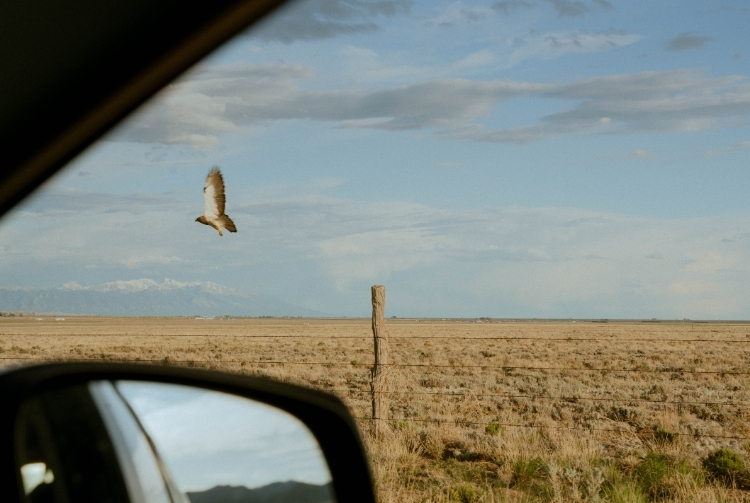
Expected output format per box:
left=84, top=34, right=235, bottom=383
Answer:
left=2, top=316, right=750, bottom=502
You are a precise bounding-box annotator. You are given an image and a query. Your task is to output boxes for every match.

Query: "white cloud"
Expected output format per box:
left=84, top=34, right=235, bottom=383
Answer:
left=506, top=31, right=643, bottom=66
left=337, top=28, right=631, bottom=85
left=15, top=187, right=185, bottom=215
left=492, top=0, right=611, bottom=18
left=425, top=2, right=494, bottom=27
left=545, top=0, right=612, bottom=18
left=613, top=149, right=657, bottom=158
left=337, top=46, right=498, bottom=88
left=251, top=0, right=412, bottom=43
left=118, top=64, right=315, bottom=149
left=667, top=280, right=719, bottom=296
left=492, top=0, right=538, bottom=15
left=120, top=255, right=184, bottom=268
left=237, top=197, right=750, bottom=316
left=441, top=69, right=750, bottom=144
left=665, top=32, right=713, bottom=52
left=317, top=227, right=458, bottom=289
left=683, top=252, right=739, bottom=274
left=704, top=140, right=750, bottom=157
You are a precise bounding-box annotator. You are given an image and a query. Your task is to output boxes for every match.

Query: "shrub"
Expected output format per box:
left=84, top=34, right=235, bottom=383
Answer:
left=511, top=458, right=545, bottom=488
left=582, top=466, right=605, bottom=500
left=702, top=448, right=747, bottom=487
left=510, top=458, right=553, bottom=501
left=607, top=406, right=641, bottom=426
left=416, top=430, right=443, bottom=459
left=392, top=420, right=410, bottom=431
left=606, top=481, right=647, bottom=503
left=485, top=423, right=501, bottom=436
left=629, top=453, right=703, bottom=500
left=449, top=483, right=483, bottom=503
left=635, top=453, right=676, bottom=500
left=654, top=426, right=676, bottom=443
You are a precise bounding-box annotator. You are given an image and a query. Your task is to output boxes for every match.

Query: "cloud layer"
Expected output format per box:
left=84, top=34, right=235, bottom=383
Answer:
left=118, top=66, right=750, bottom=149
left=5, top=185, right=750, bottom=317
left=704, top=140, right=750, bottom=157
left=252, top=0, right=412, bottom=43
left=665, top=32, right=713, bottom=52
left=491, top=0, right=611, bottom=18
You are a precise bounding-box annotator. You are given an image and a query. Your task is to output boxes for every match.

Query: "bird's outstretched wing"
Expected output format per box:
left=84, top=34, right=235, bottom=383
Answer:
left=203, top=167, right=225, bottom=219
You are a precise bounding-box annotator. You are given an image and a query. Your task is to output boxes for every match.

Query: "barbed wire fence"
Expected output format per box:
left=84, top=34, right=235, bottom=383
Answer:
left=1, top=286, right=750, bottom=446
left=1, top=357, right=747, bottom=442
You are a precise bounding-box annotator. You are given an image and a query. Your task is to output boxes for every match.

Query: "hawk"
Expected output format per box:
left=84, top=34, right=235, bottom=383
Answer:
left=195, top=167, right=237, bottom=236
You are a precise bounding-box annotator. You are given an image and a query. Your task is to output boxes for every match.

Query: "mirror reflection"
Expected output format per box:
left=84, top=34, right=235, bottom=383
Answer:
left=16, top=381, right=335, bottom=503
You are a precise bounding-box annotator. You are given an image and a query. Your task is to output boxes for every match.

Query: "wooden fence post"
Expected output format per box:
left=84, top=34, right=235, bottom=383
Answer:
left=371, top=284, right=389, bottom=438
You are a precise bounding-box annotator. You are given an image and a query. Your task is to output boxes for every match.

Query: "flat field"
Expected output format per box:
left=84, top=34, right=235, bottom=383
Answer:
left=2, top=317, right=750, bottom=502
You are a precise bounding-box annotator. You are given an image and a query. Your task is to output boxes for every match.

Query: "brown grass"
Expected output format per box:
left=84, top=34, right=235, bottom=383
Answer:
left=2, top=317, right=750, bottom=502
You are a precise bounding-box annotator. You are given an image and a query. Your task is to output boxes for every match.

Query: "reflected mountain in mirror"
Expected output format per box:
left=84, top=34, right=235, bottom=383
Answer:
left=115, top=381, right=335, bottom=503
left=186, top=481, right=334, bottom=503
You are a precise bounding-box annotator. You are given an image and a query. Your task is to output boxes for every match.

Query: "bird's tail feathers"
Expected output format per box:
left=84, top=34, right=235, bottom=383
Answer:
left=221, top=215, right=237, bottom=233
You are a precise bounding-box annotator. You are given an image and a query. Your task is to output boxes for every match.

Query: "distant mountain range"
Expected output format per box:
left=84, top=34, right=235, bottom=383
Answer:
left=186, top=481, right=334, bottom=503
left=0, top=278, right=325, bottom=317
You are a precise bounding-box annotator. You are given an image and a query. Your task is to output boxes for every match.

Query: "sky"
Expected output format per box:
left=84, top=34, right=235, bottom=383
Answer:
left=116, top=381, right=331, bottom=491
left=2, top=0, right=750, bottom=318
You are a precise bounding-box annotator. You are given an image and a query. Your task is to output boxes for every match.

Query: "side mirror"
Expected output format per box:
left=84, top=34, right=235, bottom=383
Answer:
left=0, top=363, right=376, bottom=503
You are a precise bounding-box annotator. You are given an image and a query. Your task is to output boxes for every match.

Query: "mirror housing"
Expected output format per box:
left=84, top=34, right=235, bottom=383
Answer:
left=0, top=363, right=376, bottom=503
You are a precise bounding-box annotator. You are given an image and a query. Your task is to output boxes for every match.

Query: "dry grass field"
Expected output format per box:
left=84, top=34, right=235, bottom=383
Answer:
left=2, top=316, right=750, bottom=502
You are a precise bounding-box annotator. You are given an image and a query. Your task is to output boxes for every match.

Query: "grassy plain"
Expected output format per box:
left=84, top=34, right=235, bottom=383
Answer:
left=2, top=317, right=750, bottom=502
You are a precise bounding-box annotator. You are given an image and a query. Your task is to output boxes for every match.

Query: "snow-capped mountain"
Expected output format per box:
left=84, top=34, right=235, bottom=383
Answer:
left=0, top=279, right=324, bottom=316
left=60, top=278, right=237, bottom=295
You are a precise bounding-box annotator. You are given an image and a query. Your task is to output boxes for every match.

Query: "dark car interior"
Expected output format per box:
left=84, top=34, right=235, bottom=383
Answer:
left=1, top=2, right=376, bottom=502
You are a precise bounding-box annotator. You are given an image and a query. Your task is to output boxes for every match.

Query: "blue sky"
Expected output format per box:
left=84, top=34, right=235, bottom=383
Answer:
left=3, top=0, right=750, bottom=318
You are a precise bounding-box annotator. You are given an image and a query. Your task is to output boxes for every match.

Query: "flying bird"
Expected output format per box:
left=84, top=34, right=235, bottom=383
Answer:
left=195, top=167, right=237, bottom=236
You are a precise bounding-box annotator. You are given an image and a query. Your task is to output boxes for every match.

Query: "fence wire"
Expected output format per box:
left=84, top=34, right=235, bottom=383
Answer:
left=0, top=356, right=746, bottom=375
left=2, top=328, right=749, bottom=445
left=5, top=333, right=750, bottom=343
left=334, top=389, right=750, bottom=407
left=353, top=416, right=750, bottom=441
